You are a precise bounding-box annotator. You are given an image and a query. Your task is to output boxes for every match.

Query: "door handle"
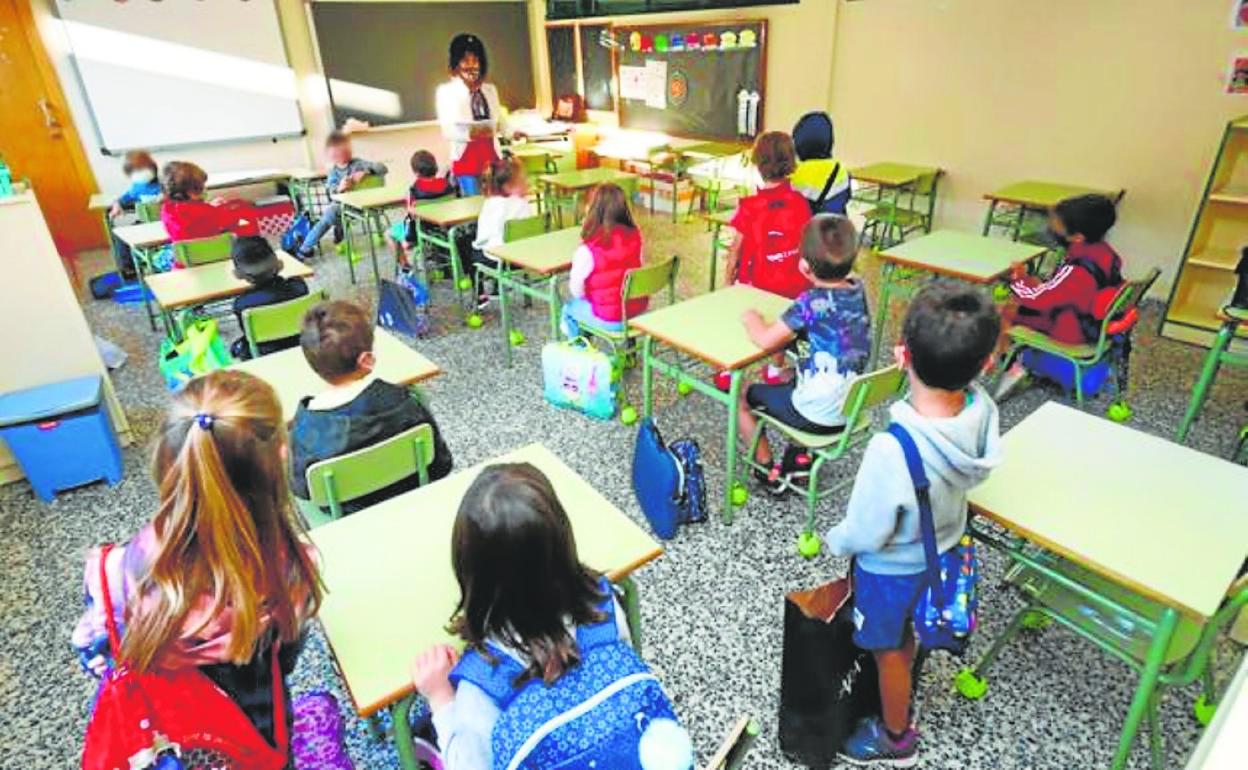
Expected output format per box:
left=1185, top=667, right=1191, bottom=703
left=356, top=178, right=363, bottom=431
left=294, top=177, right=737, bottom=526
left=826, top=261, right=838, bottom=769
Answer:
left=37, top=98, right=61, bottom=129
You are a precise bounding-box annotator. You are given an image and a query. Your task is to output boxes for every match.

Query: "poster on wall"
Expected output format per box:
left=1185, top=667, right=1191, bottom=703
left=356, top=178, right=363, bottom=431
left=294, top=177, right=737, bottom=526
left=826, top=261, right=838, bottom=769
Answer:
left=1232, top=0, right=1248, bottom=29
left=1227, top=55, right=1248, bottom=94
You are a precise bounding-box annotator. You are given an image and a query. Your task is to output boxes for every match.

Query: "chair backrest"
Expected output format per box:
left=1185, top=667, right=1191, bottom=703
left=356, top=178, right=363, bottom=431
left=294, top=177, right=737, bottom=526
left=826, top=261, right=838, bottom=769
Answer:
left=841, top=364, right=905, bottom=434
left=241, top=290, right=327, bottom=358
left=621, top=256, right=679, bottom=324
left=914, top=169, right=944, bottom=197
left=503, top=214, right=550, bottom=243
left=1090, top=267, right=1161, bottom=351
left=304, top=422, right=435, bottom=521
left=518, top=152, right=556, bottom=177
left=174, top=233, right=234, bottom=267
left=136, top=199, right=162, bottom=223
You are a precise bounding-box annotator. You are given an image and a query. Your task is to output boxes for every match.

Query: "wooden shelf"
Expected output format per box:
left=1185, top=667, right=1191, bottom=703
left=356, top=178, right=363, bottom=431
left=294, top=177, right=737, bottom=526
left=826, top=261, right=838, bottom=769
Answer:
left=1166, top=300, right=1223, bottom=332
left=1208, top=186, right=1248, bottom=206
left=1187, top=247, right=1242, bottom=271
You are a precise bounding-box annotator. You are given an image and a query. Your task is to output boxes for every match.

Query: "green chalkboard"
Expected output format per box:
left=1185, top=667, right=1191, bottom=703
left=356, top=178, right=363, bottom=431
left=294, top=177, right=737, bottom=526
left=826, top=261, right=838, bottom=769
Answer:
left=614, top=20, right=766, bottom=141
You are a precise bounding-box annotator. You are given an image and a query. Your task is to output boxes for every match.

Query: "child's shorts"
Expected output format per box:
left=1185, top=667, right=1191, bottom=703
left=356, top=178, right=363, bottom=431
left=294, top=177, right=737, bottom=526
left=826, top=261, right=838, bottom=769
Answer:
left=746, top=382, right=843, bottom=436
left=851, top=561, right=928, bottom=651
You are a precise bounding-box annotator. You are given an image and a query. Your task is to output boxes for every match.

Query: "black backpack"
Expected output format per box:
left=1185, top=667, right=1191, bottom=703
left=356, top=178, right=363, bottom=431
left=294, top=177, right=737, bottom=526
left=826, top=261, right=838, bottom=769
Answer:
left=1069, top=255, right=1123, bottom=341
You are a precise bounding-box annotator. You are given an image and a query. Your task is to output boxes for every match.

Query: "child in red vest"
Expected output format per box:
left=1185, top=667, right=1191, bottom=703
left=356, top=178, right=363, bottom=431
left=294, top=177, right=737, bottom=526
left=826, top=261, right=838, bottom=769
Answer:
left=159, top=161, right=258, bottom=243
left=561, top=183, right=646, bottom=336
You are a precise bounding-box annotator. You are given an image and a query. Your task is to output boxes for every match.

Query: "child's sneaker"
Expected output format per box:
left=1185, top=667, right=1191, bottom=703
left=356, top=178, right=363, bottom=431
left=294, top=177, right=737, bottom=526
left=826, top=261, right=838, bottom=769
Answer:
left=752, top=464, right=788, bottom=497
left=839, top=717, right=918, bottom=767
left=780, top=446, right=813, bottom=484
left=993, top=361, right=1028, bottom=401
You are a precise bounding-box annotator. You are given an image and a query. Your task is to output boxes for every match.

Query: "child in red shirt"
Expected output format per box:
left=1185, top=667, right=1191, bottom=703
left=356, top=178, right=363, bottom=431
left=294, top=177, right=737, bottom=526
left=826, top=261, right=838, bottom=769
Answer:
left=390, top=149, right=453, bottom=268
left=159, top=161, right=256, bottom=244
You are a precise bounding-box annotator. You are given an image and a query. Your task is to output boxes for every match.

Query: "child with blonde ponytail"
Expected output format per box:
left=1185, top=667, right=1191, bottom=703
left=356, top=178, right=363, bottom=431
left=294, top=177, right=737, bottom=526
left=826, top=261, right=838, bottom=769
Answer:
left=74, top=370, right=323, bottom=765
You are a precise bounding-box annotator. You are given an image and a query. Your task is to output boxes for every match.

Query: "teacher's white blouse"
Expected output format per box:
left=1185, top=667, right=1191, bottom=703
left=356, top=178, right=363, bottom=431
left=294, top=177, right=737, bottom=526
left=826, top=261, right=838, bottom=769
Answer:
left=435, top=78, right=506, bottom=162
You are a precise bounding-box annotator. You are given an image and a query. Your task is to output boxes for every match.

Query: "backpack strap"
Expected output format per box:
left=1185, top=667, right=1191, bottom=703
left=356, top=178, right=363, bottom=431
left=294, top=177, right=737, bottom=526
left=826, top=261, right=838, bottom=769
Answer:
left=884, top=424, right=943, bottom=597
left=1069, top=256, right=1109, bottom=289
left=574, top=577, right=622, bottom=651
left=97, top=543, right=123, bottom=657
left=449, top=642, right=529, bottom=709
left=811, top=162, right=841, bottom=212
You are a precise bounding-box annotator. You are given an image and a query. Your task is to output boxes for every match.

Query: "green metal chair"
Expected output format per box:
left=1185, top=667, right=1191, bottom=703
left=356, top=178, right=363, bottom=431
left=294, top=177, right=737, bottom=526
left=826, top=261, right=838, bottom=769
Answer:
left=135, top=199, right=162, bottom=223
left=340, top=173, right=388, bottom=282
left=173, top=232, right=234, bottom=267
left=241, top=290, right=327, bottom=359
left=517, top=151, right=557, bottom=216
left=742, top=364, right=905, bottom=558
left=473, top=214, right=553, bottom=309
left=296, top=421, right=435, bottom=529
left=954, top=547, right=1248, bottom=770
left=860, top=169, right=943, bottom=249
left=997, top=268, right=1160, bottom=409
left=1176, top=305, right=1248, bottom=443
left=575, top=256, right=680, bottom=422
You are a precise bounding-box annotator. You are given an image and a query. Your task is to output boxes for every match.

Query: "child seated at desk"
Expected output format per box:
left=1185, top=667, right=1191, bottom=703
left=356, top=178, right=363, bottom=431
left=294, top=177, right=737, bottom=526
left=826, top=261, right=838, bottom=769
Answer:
left=288, top=301, right=452, bottom=514
left=295, top=131, right=388, bottom=261
left=108, top=150, right=162, bottom=279
left=790, top=111, right=852, bottom=216
left=996, top=193, right=1124, bottom=398
left=561, top=182, right=645, bottom=337
left=390, top=149, right=454, bottom=268
left=467, top=157, right=532, bottom=306
left=160, top=161, right=258, bottom=247
left=737, top=214, right=870, bottom=493
left=229, top=236, right=309, bottom=361
left=73, top=371, right=323, bottom=767
left=826, top=282, right=1002, bottom=766
left=410, top=462, right=693, bottom=770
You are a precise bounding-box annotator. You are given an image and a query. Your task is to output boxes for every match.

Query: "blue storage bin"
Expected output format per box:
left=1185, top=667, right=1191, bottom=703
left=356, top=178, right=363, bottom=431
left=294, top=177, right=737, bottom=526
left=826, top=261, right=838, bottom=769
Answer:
left=0, top=375, right=123, bottom=502
left=1020, top=349, right=1112, bottom=398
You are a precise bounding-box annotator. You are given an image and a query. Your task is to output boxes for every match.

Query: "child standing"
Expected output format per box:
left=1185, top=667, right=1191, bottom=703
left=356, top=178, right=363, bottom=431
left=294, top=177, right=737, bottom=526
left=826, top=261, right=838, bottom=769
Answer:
left=289, top=301, right=452, bottom=514
left=229, top=235, right=309, bottom=360
left=826, top=282, right=1003, bottom=766
left=390, top=149, right=453, bottom=268
left=410, top=463, right=693, bottom=770
left=73, top=371, right=323, bottom=763
left=737, top=214, right=870, bottom=492
left=790, top=111, right=852, bottom=216
left=296, top=131, right=388, bottom=261
left=562, top=182, right=645, bottom=337
left=467, top=157, right=532, bottom=306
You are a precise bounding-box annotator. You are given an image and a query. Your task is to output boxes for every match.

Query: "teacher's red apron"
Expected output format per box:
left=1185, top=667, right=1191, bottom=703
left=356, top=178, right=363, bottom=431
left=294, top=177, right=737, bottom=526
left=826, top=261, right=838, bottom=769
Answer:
left=452, top=136, right=498, bottom=178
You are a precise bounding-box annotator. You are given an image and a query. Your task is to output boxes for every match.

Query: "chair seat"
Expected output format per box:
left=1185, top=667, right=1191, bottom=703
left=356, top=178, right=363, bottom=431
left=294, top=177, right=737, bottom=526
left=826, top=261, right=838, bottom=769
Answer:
left=1223, top=305, right=1248, bottom=322
left=1008, top=326, right=1097, bottom=358
left=863, top=206, right=925, bottom=227
left=754, top=411, right=855, bottom=449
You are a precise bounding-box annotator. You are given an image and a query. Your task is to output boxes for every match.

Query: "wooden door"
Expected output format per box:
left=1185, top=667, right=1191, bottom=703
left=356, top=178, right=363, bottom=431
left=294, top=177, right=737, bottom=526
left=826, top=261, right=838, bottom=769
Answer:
left=0, top=0, right=103, bottom=255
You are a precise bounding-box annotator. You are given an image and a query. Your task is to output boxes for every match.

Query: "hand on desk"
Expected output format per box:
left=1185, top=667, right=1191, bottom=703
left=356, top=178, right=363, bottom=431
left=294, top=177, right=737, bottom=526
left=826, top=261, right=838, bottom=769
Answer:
left=108, top=203, right=123, bottom=220
left=411, top=644, right=460, bottom=712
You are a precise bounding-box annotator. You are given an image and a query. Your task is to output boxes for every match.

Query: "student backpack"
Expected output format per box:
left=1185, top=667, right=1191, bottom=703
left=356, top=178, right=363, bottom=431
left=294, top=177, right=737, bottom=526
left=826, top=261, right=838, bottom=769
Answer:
left=631, top=418, right=707, bottom=539
left=81, top=545, right=289, bottom=770
left=448, top=577, right=693, bottom=770
left=737, top=187, right=813, bottom=299
left=1068, top=255, right=1124, bottom=342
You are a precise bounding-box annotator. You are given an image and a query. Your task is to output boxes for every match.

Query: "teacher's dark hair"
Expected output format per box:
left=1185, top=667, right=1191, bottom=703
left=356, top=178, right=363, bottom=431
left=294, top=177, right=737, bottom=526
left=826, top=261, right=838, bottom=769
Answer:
left=449, top=33, right=489, bottom=79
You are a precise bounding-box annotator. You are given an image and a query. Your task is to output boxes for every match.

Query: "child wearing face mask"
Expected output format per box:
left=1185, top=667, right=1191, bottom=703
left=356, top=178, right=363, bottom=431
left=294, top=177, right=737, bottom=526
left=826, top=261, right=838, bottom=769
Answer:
left=108, top=150, right=162, bottom=220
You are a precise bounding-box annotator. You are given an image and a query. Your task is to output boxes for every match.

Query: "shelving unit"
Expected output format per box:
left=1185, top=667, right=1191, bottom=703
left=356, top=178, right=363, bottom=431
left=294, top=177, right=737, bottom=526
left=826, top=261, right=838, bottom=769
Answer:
left=1162, top=116, right=1248, bottom=348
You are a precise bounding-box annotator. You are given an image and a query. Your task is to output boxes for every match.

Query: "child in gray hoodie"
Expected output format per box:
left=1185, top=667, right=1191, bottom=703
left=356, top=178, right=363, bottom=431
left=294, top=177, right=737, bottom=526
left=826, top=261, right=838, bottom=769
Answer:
left=828, top=281, right=1003, bottom=767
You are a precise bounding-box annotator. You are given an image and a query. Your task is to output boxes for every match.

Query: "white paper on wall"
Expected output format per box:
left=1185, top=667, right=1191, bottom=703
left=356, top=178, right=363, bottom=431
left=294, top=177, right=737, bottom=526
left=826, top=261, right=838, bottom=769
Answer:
left=642, top=59, right=668, bottom=109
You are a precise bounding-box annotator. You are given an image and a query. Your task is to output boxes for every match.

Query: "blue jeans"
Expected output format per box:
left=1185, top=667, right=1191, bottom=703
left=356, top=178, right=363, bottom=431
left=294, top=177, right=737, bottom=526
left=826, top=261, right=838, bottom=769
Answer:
left=561, top=298, right=624, bottom=338
left=300, top=201, right=341, bottom=253
left=456, top=175, right=481, bottom=197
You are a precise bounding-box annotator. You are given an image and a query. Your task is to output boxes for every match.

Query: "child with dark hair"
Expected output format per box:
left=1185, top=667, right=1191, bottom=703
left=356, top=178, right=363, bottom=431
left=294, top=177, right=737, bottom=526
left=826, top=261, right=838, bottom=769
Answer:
left=160, top=161, right=255, bottom=243
left=996, top=193, right=1124, bottom=396
left=409, top=462, right=693, bottom=770
left=466, top=157, right=531, bottom=306
left=790, top=111, right=852, bottom=216
left=736, top=214, right=871, bottom=492
left=296, top=131, right=388, bottom=261
left=827, top=281, right=1002, bottom=766
left=390, top=149, right=453, bottom=267
left=562, top=182, right=645, bottom=336
left=109, top=150, right=161, bottom=219
left=288, top=301, right=452, bottom=514
left=229, top=236, right=309, bottom=360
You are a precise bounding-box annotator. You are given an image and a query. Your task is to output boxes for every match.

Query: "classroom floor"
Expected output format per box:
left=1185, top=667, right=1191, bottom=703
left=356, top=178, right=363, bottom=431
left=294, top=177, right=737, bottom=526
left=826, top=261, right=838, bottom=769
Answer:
left=2, top=207, right=1245, bottom=769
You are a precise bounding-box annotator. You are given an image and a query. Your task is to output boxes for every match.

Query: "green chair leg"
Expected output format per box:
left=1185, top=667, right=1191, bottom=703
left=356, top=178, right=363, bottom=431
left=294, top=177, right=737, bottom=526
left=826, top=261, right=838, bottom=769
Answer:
left=391, top=694, right=420, bottom=770
left=1176, top=321, right=1234, bottom=442
left=1146, top=692, right=1164, bottom=770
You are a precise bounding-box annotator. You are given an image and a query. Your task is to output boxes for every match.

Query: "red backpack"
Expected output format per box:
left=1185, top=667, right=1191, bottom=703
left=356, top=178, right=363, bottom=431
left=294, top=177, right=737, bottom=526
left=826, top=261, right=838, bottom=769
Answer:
left=81, top=544, right=288, bottom=770
left=736, top=185, right=813, bottom=299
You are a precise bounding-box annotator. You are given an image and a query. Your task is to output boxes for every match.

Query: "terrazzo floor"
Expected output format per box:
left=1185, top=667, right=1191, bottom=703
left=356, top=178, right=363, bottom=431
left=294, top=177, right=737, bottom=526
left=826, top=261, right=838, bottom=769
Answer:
left=1, top=205, right=1245, bottom=769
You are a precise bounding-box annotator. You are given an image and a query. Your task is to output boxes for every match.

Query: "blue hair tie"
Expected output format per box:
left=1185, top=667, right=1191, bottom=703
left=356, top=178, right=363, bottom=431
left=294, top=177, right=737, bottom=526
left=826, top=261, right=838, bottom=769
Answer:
left=194, top=413, right=215, bottom=431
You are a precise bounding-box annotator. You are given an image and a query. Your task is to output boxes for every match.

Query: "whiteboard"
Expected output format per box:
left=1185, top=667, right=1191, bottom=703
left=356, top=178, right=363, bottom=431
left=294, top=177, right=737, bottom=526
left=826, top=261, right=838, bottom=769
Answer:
left=54, top=0, right=304, bottom=153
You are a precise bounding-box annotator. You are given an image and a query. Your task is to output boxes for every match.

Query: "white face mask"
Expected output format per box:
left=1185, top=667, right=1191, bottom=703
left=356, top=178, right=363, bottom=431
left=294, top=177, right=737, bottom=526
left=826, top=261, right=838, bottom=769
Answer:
left=130, top=168, right=155, bottom=185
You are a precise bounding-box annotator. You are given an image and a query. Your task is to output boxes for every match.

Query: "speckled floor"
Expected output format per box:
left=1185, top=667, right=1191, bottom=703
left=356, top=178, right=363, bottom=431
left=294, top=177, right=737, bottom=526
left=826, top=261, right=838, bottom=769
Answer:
left=2, top=205, right=1245, bottom=769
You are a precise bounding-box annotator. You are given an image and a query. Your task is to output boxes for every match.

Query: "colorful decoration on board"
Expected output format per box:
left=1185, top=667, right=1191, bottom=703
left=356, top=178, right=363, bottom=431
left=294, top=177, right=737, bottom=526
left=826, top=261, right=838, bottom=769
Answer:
left=670, top=34, right=685, bottom=51
left=629, top=31, right=642, bottom=51
left=641, top=34, right=655, bottom=52
left=739, top=28, right=758, bottom=48
left=720, top=31, right=738, bottom=49
left=703, top=32, right=718, bottom=49
left=685, top=34, right=701, bottom=51
left=655, top=34, right=669, bottom=52
left=668, top=69, right=689, bottom=107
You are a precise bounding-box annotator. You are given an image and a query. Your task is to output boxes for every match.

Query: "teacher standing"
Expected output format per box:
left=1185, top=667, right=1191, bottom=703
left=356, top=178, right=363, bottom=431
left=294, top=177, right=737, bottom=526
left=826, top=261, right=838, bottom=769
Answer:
left=437, top=33, right=509, bottom=196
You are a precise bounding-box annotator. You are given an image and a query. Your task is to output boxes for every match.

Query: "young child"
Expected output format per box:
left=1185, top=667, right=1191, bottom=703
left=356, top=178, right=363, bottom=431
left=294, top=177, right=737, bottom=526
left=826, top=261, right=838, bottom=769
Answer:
left=229, top=235, right=309, bottom=360
left=826, top=282, right=1003, bottom=766
left=790, top=111, right=852, bottom=216
left=562, top=182, right=645, bottom=337
left=410, top=462, right=693, bottom=770
left=73, top=371, right=323, bottom=761
left=467, top=156, right=531, bottom=305
left=737, top=214, right=870, bottom=492
left=288, top=301, right=452, bottom=514
left=296, top=131, right=388, bottom=260
left=159, top=160, right=256, bottom=243
left=390, top=149, right=453, bottom=268
left=108, top=149, right=161, bottom=219
left=725, top=131, right=814, bottom=384
left=996, top=193, right=1124, bottom=396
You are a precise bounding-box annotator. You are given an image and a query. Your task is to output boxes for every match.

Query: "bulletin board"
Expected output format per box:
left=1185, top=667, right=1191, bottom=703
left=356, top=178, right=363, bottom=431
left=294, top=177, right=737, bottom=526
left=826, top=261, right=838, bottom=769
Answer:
left=613, top=20, right=767, bottom=141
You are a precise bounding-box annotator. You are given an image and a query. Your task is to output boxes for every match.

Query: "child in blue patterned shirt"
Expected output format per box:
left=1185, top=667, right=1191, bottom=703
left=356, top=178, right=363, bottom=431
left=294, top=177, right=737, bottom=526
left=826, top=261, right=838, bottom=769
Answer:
left=736, top=214, right=870, bottom=493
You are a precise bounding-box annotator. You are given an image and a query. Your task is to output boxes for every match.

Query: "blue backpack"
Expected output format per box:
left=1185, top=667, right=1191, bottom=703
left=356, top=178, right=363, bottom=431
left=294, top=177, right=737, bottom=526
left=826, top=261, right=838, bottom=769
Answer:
left=632, top=419, right=708, bottom=540
left=886, top=423, right=978, bottom=656
left=376, top=274, right=431, bottom=338
left=449, top=578, right=691, bottom=770
left=281, top=212, right=312, bottom=254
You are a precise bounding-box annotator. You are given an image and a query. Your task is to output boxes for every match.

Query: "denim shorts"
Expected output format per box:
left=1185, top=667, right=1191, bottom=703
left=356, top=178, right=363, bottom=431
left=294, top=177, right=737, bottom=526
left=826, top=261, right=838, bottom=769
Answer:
left=852, top=562, right=928, bottom=651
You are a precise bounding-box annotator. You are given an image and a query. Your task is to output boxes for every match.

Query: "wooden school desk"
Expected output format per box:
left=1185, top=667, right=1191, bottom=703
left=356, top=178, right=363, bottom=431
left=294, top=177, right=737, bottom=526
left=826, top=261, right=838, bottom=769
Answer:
left=409, top=196, right=486, bottom=316
left=230, top=328, right=440, bottom=422
left=112, top=220, right=172, bottom=332
left=309, top=442, right=663, bottom=770
left=964, top=402, right=1248, bottom=770
left=871, top=230, right=1047, bottom=365
left=143, top=252, right=312, bottom=341
left=334, top=181, right=410, bottom=285
left=983, top=180, right=1122, bottom=240
left=539, top=167, right=638, bottom=228
left=631, top=284, right=793, bottom=520
left=482, top=226, right=583, bottom=365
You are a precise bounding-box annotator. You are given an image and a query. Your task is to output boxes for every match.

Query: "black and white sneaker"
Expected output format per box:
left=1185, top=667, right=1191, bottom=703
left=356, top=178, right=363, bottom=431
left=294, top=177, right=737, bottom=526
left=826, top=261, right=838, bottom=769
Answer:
left=780, top=446, right=814, bottom=485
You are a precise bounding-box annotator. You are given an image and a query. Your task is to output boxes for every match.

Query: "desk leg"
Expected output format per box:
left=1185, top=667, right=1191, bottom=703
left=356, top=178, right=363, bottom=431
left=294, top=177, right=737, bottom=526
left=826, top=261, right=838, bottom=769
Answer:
left=365, top=211, right=382, bottom=285
left=498, top=264, right=513, bottom=367
left=134, top=246, right=158, bottom=332
left=617, top=575, right=643, bottom=653
left=723, top=370, right=742, bottom=525
left=342, top=209, right=358, bottom=285
left=982, top=200, right=999, bottom=236
left=642, top=335, right=655, bottom=418
left=1012, top=205, right=1027, bottom=242
left=1111, top=608, right=1178, bottom=770
left=1176, top=320, right=1235, bottom=442
left=709, top=222, right=722, bottom=293
left=870, top=262, right=896, bottom=369
left=446, top=224, right=469, bottom=316
left=391, top=693, right=420, bottom=770
left=546, top=275, right=562, bottom=340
